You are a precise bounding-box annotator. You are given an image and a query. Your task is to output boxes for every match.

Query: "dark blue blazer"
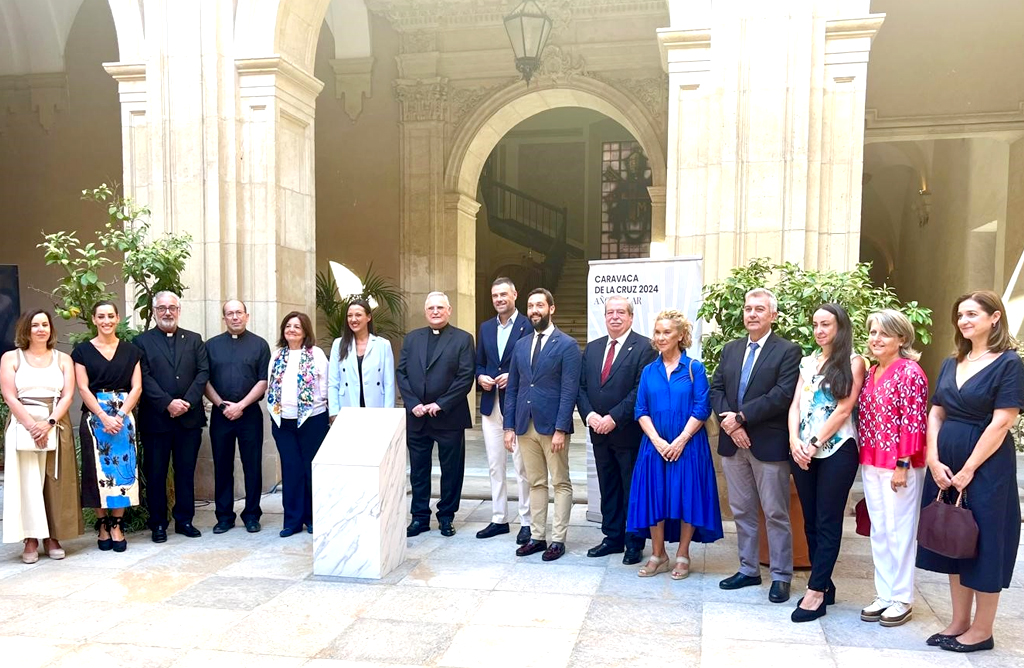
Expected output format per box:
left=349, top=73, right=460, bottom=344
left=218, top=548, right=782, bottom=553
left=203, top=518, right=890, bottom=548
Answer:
left=503, top=327, right=581, bottom=436
left=577, top=330, right=657, bottom=448
left=475, top=312, right=532, bottom=417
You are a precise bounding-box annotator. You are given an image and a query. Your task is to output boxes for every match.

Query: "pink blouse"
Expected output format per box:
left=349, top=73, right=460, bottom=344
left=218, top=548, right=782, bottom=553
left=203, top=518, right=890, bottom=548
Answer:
left=858, top=358, right=928, bottom=469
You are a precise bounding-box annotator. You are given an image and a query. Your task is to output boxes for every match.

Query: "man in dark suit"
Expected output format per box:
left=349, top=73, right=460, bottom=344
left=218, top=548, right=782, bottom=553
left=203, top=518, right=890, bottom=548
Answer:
left=577, top=296, right=657, bottom=565
left=397, top=291, right=476, bottom=538
left=475, top=277, right=533, bottom=543
left=503, top=288, right=581, bottom=562
left=710, top=287, right=801, bottom=603
left=135, top=291, right=210, bottom=543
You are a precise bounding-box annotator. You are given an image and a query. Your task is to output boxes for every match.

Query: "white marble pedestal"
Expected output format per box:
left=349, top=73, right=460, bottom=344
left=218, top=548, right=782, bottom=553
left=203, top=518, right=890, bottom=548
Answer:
left=312, top=407, right=407, bottom=579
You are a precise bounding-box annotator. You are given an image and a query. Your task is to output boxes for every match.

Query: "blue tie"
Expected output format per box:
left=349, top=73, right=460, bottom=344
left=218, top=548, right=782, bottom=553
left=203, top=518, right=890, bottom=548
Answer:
left=738, top=341, right=758, bottom=402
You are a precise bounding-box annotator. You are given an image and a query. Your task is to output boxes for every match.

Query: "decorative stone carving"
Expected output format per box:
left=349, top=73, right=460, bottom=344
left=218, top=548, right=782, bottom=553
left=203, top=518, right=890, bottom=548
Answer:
left=536, top=45, right=588, bottom=84
left=598, top=74, right=668, bottom=127
left=401, top=30, right=438, bottom=54
left=329, top=57, right=375, bottom=121
left=394, top=77, right=450, bottom=122
left=448, top=78, right=517, bottom=129
left=366, top=0, right=667, bottom=31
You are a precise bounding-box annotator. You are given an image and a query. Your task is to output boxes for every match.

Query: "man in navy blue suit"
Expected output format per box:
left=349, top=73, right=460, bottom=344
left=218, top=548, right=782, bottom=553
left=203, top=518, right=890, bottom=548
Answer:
left=578, top=296, right=657, bottom=565
left=475, top=277, right=533, bottom=544
left=503, top=288, right=581, bottom=562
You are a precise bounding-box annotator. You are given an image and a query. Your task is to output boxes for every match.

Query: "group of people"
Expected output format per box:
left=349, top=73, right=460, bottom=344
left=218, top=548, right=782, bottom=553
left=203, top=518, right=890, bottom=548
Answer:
left=2, top=280, right=1020, bottom=655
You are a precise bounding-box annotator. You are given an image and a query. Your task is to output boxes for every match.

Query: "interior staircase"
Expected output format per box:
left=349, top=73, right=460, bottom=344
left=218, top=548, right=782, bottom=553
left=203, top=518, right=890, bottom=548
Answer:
left=553, top=258, right=589, bottom=349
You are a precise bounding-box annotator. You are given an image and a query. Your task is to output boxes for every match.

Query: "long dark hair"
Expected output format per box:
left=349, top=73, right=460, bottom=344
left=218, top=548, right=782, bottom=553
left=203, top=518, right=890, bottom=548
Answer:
left=338, top=299, right=375, bottom=362
left=816, top=303, right=854, bottom=400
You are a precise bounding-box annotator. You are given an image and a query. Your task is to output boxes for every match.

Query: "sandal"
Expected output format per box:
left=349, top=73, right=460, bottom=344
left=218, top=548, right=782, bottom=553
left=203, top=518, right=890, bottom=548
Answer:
left=638, top=555, right=671, bottom=577
left=109, top=516, right=128, bottom=553
left=44, top=538, right=65, bottom=560
left=22, top=539, right=39, bottom=564
left=96, top=516, right=113, bottom=551
left=671, top=556, right=691, bottom=580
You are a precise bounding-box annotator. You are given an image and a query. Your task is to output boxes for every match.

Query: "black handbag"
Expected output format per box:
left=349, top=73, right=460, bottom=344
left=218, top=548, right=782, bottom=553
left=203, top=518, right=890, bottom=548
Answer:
left=917, top=488, right=979, bottom=559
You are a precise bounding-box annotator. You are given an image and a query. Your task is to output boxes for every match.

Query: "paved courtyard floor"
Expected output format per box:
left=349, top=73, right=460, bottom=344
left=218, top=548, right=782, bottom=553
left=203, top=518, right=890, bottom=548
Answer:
left=1, top=493, right=1022, bottom=668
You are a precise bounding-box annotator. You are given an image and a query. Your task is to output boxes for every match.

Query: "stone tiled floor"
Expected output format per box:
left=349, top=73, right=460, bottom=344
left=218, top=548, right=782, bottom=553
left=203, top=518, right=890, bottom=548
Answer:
left=1, top=495, right=1023, bottom=667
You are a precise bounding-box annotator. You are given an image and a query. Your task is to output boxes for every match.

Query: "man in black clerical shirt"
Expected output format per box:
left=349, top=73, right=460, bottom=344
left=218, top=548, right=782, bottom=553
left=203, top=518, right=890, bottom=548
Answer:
left=205, top=300, right=272, bottom=534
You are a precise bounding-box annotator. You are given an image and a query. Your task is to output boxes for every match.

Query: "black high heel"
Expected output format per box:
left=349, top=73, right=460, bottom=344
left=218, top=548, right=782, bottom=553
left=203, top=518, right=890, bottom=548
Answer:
left=825, top=584, right=836, bottom=605
left=96, top=516, right=113, bottom=551
left=109, top=516, right=128, bottom=553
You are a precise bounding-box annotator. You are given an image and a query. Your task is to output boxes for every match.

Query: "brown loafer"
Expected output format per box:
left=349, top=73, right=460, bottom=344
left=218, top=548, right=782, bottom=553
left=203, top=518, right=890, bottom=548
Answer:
left=542, top=542, right=565, bottom=561
left=516, top=539, right=547, bottom=557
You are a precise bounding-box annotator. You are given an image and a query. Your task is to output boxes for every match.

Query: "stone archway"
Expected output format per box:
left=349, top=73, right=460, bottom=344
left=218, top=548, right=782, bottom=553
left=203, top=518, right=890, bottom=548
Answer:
left=401, top=75, right=668, bottom=334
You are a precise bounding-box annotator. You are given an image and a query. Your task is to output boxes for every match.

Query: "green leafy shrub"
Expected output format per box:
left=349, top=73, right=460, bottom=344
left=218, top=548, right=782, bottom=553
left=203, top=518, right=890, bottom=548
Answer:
left=315, top=263, right=406, bottom=346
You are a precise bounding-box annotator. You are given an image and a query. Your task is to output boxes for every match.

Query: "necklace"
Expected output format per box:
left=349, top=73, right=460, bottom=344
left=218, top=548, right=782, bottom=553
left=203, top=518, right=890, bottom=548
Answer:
left=966, top=349, right=991, bottom=362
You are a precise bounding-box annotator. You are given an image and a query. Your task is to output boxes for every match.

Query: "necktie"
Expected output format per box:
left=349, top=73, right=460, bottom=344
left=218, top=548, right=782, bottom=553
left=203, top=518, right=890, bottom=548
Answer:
left=738, top=341, right=758, bottom=402
left=600, top=339, right=617, bottom=384
left=531, top=333, right=544, bottom=370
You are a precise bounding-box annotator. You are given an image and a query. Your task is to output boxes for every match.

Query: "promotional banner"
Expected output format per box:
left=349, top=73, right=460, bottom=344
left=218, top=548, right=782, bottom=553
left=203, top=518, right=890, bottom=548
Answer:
left=584, top=256, right=704, bottom=522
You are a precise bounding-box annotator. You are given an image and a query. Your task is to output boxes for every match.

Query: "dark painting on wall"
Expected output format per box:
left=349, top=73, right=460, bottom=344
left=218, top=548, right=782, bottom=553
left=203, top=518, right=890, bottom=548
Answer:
left=0, top=265, right=20, bottom=356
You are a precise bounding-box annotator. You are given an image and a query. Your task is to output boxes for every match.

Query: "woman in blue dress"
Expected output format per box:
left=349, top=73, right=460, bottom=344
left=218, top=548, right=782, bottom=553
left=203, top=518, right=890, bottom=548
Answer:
left=627, top=309, right=723, bottom=579
left=917, top=290, right=1023, bottom=654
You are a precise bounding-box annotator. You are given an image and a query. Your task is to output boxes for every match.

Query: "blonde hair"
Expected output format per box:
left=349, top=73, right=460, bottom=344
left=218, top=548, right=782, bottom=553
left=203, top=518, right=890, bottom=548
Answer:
left=651, top=309, right=692, bottom=350
left=866, top=309, right=920, bottom=361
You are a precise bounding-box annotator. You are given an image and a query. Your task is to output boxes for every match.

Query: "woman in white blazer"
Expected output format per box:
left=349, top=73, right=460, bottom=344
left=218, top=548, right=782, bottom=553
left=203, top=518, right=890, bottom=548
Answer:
left=328, top=298, right=396, bottom=418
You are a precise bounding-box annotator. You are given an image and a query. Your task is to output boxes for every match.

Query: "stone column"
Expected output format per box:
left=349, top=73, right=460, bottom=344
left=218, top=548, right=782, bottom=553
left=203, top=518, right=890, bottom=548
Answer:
left=394, top=77, right=477, bottom=334
left=660, top=1, right=883, bottom=281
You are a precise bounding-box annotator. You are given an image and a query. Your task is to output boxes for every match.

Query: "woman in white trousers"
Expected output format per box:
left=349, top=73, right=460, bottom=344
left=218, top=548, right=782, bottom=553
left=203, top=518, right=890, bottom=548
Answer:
left=857, top=309, right=929, bottom=627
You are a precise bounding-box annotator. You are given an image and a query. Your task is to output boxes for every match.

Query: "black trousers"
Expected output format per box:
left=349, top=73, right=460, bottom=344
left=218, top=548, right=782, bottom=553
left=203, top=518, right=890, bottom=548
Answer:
left=143, top=427, right=202, bottom=530
left=593, top=436, right=645, bottom=550
left=271, top=412, right=329, bottom=531
left=408, top=425, right=465, bottom=523
left=790, top=439, right=859, bottom=592
left=209, top=408, right=264, bottom=523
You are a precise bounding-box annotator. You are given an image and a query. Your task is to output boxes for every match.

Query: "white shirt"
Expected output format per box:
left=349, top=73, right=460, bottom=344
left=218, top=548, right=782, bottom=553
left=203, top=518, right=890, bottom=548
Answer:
left=742, top=330, right=772, bottom=370
left=496, top=309, right=519, bottom=360
left=530, top=322, right=556, bottom=363
left=602, top=329, right=631, bottom=367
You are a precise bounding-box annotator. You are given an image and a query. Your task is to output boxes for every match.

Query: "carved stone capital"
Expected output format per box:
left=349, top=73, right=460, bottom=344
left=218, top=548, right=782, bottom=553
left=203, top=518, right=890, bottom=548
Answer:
left=329, top=57, right=375, bottom=121
left=394, top=77, right=450, bottom=122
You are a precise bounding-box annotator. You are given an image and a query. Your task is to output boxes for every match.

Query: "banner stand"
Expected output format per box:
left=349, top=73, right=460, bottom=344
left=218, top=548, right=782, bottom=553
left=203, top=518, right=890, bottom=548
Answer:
left=584, top=256, right=704, bottom=524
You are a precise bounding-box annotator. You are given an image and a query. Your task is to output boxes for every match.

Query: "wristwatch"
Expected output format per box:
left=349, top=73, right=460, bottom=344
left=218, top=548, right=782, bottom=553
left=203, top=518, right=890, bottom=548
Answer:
left=47, top=417, right=57, bottom=426
left=735, top=412, right=747, bottom=427
left=116, top=409, right=126, bottom=418
left=807, top=436, right=819, bottom=449
left=219, top=402, right=227, bottom=412
left=895, top=460, right=911, bottom=469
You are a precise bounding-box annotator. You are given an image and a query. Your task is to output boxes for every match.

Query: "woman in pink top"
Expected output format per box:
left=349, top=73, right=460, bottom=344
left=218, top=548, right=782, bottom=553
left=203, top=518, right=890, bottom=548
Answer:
left=857, top=309, right=928, bottom=628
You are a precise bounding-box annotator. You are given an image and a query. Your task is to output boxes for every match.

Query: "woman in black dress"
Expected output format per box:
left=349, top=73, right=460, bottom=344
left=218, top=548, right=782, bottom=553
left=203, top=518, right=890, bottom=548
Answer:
left=71, top=301, right=143, bottom=552
left=918, top=290, right=1023, bottom=653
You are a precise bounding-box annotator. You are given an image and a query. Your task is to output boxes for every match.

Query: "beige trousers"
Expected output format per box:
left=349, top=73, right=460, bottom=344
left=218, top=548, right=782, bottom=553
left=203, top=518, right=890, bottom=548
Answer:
left=518, top=421, right=572, bottom=543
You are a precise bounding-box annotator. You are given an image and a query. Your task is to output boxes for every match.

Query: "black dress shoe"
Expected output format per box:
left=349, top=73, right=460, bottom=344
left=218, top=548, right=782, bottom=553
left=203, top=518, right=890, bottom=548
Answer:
left=244, top=520, right=261, bottom=533
left=769, top=581, right=791, bottom=603
left=542, top=542, right=566, bottom=561
left=622, top=548, right=643, bottom=565
left=940, top=637, right=994, bottom=653
left=516, top=539, right=547, bottom=557
left=151, top=527, right=168, bottom=543
left=407, top=519, right=430, bottom=537
left=279, top=526, right=301, bottom=538
left=926, top=632, right=959, bottom=647
left=587, top=540, right=624, bottom=558
left=515, top=526, right=531, bottom=545
left=175, top=523, right=202, bottom=538
left=791, top=597, right=827, bottom=623
left=719, top=572, right=762, bottom=590
left=213, top=520, right=234, bottom=534
left=476, top=522, right=510, bottom=539
left=439, top=520, right=455, bottom=537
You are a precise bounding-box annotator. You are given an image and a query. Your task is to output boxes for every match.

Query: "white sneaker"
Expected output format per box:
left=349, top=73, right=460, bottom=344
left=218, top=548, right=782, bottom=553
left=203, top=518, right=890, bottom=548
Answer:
left=880, top=601, right=913, bottom=627
left=860, top=597, right=892, bottom=622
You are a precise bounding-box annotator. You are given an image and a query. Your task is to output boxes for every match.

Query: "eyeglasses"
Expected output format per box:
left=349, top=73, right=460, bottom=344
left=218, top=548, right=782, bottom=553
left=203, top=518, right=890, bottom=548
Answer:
left=224, top=311, right=246, bottom=318
left=154, top=305, right=180, bottom=314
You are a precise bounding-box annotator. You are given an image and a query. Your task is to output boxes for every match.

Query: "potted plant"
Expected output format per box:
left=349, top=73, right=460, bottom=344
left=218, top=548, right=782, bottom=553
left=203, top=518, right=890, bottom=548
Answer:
left=315, top=263, right=406, bottom=347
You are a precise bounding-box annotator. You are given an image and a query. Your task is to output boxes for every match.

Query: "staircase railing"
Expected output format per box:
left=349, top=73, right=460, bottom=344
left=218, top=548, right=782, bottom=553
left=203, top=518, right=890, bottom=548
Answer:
left=480, top=177, right=569, bottom=289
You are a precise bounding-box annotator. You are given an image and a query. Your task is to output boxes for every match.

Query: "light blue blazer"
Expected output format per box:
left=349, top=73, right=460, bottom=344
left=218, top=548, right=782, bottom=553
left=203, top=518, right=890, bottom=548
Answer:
left=327, top=334, right=396, bottom=414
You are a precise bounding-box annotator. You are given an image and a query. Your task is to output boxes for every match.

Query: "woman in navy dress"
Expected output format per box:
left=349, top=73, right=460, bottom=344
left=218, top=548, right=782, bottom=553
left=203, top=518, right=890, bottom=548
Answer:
left=917, top=290, right=1023, bottom=654
left=627, top=309, right=723, bottom=579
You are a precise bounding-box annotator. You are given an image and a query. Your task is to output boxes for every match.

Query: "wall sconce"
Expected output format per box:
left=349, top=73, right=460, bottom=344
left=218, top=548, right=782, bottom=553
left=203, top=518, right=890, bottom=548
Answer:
left=917, top=188, right=931, bottom=227
left=503, top=1, right=553, bottom=84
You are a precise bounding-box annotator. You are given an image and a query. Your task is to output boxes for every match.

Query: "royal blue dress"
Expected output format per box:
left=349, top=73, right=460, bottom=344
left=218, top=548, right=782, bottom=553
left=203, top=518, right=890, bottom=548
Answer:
left=627, top=354, right=723, bottom=544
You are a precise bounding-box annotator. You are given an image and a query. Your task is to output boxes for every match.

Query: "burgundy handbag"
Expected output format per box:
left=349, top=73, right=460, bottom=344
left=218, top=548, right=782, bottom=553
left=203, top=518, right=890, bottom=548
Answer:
left=917, top=488, right=979, bottom=559
left=854, top=498, right=870, bottom=537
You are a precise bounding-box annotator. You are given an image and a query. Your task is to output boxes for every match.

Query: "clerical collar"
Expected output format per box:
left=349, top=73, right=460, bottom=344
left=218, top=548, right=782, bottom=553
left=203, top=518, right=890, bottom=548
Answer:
left=165, top=331, right=175, bottom=337
left=230, top=330, right=247, bottom=340
left=431, top=325, right=448, bottom=335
